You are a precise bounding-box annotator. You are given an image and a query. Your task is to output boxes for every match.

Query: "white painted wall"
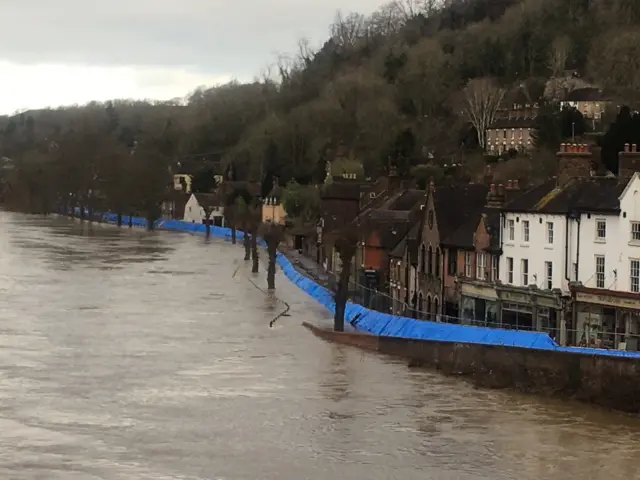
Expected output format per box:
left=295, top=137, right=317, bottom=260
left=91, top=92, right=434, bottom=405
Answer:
left=182, top=194, right=225, bottom=225
left=577, top=174, right=640, bottom=293
left=499, top=212, right=569, bottom=292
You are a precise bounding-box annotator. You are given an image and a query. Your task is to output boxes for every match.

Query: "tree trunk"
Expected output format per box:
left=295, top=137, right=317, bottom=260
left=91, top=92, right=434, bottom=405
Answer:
left=231, top=226, right=237, bottom=244
left=267, top=248, right=276, bottom=290
left=147, top=214, right=155, bottom=231
left=128, top=214, right=133, bottom=228
left=116, top=213, right=123, bottom=227
left=243, top=230, right=251, bottom=260
left=251, top=231, right=259, bottom=273
left=205, top=221, right=211, bottom=238
left=334, top=252, right=354, bottom=332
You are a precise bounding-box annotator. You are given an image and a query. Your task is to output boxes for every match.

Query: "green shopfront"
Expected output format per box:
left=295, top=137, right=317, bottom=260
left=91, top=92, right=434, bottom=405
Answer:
left=459, top=280, right=567, bottom=344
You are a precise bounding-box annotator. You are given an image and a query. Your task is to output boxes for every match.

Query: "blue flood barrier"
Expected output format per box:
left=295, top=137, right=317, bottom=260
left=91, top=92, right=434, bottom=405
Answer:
left=86, top=212, right=640, bottom=359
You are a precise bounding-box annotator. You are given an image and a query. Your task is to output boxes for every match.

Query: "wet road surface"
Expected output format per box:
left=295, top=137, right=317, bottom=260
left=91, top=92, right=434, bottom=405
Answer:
left=0, top=212, right=639, bottom=479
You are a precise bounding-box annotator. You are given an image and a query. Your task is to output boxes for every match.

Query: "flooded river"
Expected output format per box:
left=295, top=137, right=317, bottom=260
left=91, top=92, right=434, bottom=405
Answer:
left=0, top=212, right=639, bottom=479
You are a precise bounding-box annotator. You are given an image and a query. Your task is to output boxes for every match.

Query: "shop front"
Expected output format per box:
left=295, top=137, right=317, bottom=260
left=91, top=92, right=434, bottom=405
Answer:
left=459, top=281, right=499, bottom=327
left=459, top=282, right=567, bottom=342
left=571, top=286, right=640, bottom=351
left=497, top=287, right=564, bottom=341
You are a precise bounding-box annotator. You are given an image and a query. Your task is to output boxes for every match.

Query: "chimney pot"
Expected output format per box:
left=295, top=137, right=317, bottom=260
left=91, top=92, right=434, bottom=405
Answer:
left=559, top=143, right=566, bottom=153
left=633, top=144, right=637, bottom=153
left=513, top=179, right=519, bottom=189
left=625, top=143, right=630, bottom=153
left=506, top=180, right=513, bottom=189
left=490, top=183, right=495, bottom=193
left=497, top=184, right=504, bottom=195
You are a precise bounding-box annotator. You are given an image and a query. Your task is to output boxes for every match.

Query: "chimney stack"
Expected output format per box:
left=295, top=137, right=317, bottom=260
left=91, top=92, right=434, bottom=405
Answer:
left=486, top=182, right=505, bottom=208
left=619, top=143, right=640, bottom=178
left=557, top=143, right=594, bottom=187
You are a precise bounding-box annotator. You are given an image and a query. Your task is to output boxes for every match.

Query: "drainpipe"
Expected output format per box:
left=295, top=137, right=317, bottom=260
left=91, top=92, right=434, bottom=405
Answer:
left=564, top=214, right=570, bottom=283
left=575, top=215, right=581, bottom=281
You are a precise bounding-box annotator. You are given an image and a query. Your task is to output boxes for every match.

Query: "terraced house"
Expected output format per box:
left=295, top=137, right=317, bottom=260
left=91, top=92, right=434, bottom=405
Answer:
left=459, top=143, right=640, bottom=350
left=416, top=182, right=490, bottom=318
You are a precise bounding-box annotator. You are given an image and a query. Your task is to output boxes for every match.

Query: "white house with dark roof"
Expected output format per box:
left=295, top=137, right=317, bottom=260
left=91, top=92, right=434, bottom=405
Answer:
left=183, top=193, right=225, bottom=226
left=498, top=142, right=640, bottom=350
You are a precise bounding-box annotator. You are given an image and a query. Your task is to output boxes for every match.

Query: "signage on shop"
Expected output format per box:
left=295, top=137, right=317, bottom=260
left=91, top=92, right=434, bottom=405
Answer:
left=575, top=291, right=640, bottom=310
left=460, top=282, right=498, bottom=300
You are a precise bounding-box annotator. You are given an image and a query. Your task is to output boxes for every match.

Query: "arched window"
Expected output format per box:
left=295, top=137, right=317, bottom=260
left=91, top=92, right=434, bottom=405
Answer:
left=420, top=244, right=426, bottom=273
left=426, top=296, right=432, bottom=316
left=435, top=248, right=441, bottom=277
left=434, top=297, right=440, bottom=317
left=418, top=293, right=424, bottom=315
left=428, top=246, right=433, bottom=275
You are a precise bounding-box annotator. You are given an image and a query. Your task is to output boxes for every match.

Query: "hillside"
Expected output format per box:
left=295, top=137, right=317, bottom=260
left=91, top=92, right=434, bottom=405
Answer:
left=1, top=0, right=640, bottom=212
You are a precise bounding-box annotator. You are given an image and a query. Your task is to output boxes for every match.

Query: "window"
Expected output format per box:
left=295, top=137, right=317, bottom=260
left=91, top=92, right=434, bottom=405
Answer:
left=545, top=261, right=553, bottom=290
left=476, top=252, right=486, bottom=280
left=522, top=220, right=530, bottom=242
left=507, top=219, right=515, bottom=241
left=546, top=222, right=554, bottom=244
left=464, top=252, right=472, bottom=277
left=521, top=259, right=529, bottom=286
left=632, top=222, right=640, bottom=242
left=428, top=246, right=433, bottom=275
left=420, top=244, right=425, bottom=273
left=596, top=219, right=606, bottom=240
left=595, top=255, right=605, bottom=289
left=506, top=257, right=514, bottom=284
left=447, top=249, right=458, bottom=275
left=491, top=255, right=499, bottom=281
left=435, top=249, right=441, bottom=277
left=631, top=259, right=640, bottom=293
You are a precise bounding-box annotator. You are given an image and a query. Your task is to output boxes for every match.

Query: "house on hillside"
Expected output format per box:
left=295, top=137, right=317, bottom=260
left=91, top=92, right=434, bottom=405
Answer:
left=183, top=193, right=225, bottom=226
left=486, top=116, right=537, bottom=154
left=262, top=183, right=285, bottom=225
left=560, top=87, right=612, bottom=120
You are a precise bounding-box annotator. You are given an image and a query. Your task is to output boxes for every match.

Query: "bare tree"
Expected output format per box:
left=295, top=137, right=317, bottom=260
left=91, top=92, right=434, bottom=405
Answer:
left=331, top=11, right=367, bottom=50
left=260, top=221, right=285, bottom=290
left=548, top=35, right=572, bottom=77
left=462, top=78, right=506, bottom=149
left=329, top=225, right=360, bottom=332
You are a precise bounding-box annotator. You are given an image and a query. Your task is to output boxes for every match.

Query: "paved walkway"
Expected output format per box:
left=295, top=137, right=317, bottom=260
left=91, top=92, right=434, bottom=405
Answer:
left=280, top=247, right=357, bottom=332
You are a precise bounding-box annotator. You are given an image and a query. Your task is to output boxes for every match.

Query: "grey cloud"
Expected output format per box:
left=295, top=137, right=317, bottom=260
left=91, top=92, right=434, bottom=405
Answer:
left=0, top=0, right=384, bottom=77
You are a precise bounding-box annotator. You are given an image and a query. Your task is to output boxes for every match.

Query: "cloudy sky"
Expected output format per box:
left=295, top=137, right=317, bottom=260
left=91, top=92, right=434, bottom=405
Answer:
left=0, top=0, right=384, bottom=114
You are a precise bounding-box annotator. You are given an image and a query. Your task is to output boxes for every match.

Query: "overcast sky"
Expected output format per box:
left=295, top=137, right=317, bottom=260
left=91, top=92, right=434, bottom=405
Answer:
left=0, top=0, right=384, bottom=114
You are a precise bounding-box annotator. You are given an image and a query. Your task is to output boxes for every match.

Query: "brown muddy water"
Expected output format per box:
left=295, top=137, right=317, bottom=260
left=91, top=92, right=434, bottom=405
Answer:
left=0, top=212, right=638, bottom=479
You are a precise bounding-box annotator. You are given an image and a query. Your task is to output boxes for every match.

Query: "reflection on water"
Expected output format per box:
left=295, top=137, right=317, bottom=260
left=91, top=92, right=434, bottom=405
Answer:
left=0, top=212, right=638, bottom=479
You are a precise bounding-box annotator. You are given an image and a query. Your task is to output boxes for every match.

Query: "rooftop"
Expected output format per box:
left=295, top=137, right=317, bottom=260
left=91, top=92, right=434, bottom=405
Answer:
left=503, top=177, right=628, bottom=214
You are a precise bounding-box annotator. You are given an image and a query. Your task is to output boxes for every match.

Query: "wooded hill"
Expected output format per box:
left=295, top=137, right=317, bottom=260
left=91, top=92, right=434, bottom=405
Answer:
left=1, top=0, right=639, bottom=214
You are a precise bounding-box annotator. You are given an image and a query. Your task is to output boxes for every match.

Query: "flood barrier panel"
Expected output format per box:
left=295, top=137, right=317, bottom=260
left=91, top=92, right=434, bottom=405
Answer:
left=87, top=210, right=640, bottom=359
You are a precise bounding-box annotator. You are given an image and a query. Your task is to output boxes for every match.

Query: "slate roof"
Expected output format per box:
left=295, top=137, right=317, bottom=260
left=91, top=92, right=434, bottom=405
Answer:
left=488, top=116, right=537, bottom=129
left=434, top=184, right=489, bottom=241
left=564, top=87, right=608, bottom=102
left=194, top=192, right=223, bottom=207
left=389, top=234, right=407, bottom=259
left=379, top=221, right=411, bottom=251
left=321, top=181, right=362, bottom=200
left=502, top=177, right=628, bottom=214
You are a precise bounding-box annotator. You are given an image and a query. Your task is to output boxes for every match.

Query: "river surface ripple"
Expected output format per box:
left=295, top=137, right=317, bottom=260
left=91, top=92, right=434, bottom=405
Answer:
left=0, top=212, right=638, bottom=479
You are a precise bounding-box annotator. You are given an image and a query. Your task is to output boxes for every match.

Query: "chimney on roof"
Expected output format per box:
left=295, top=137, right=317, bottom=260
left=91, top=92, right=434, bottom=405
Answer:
left=486, top=182, right=505, bottom=208
left=619, top=143, right=640, bottom=178
left=557, top=143, right=594, bottom=187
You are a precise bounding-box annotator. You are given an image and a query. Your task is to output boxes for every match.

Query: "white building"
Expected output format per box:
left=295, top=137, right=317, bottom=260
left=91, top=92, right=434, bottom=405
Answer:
left=498, top=143, right=640, bottom=349
left=183, top=193, right=225, bottom=227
